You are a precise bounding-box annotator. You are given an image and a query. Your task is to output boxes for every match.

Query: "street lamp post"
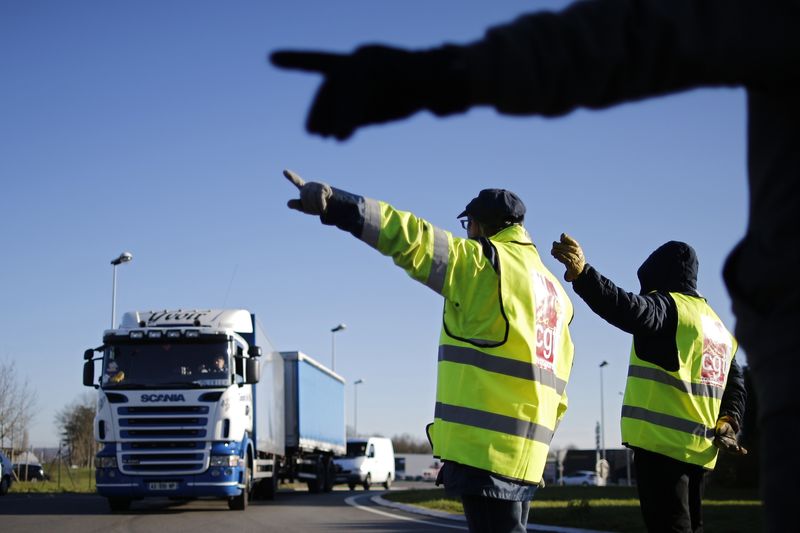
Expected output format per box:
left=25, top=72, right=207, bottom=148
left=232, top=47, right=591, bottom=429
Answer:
left=353, top=379, right=364, bottom=437
left=110, top=252, right=133, bottom=329
left=599, top=360, right=609, bottom=461
left=330, top=323, right=346, bottom=371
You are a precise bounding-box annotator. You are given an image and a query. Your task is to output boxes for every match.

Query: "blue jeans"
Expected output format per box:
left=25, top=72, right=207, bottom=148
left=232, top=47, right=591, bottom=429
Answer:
left=461, top=495, right=530, bottom=533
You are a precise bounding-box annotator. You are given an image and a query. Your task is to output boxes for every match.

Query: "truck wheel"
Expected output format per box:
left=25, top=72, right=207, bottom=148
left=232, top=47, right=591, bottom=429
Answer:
left=229, top=461, right=250, bottom=510
left=323, top=458, right=335, bottom=492
left=107, top=498, right=131, bottom=512
left=363, top=473, right=371, bottom=491
left=383, top=474, right=392, bottom=490
left=0, top=477, right=9, bottom=496
left=306, top=459, right=324, bottom=494
left=347, top=483, right=356, bottom=491
left=261, top=470, right=279, bottom=501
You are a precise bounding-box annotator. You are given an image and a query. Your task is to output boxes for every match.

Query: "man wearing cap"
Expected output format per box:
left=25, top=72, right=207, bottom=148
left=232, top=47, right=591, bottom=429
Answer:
left=551, top=235, right=747, bottom=533
left=283, top=169, right=574, bottom=532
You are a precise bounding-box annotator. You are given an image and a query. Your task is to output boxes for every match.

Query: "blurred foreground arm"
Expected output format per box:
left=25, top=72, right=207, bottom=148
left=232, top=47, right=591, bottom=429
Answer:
left=270, top=0, right=791, bottom=139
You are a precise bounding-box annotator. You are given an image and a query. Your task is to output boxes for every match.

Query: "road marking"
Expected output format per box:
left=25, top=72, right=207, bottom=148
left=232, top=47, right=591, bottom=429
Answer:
left=344, top=495, right=468, bottom=530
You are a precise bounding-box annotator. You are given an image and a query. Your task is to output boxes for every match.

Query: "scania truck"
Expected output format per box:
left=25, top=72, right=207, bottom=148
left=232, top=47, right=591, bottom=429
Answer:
left=83, top=309, right=346, bottom=511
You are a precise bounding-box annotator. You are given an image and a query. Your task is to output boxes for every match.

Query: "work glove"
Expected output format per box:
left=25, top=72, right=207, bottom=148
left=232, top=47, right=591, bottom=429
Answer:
left=270, top=45, right=470, bottom=140
left=550, top=233, right=586, bottom=282
left=284, top=169, right=332, bottom=216
left=110, top=371, right=125, bottom=384
left=714, top=415, right=748, bottom=456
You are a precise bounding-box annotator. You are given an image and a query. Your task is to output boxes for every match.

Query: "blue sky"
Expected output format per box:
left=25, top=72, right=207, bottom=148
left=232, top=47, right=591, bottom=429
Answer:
left=0, top=0, right=748, bottom=452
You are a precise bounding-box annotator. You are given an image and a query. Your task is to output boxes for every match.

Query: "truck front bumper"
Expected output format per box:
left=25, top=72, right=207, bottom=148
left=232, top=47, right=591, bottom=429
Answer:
left=95, top=466, right=245, bottom=498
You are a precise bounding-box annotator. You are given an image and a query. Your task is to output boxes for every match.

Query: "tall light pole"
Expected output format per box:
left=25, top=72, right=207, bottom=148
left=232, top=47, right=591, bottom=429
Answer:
left=353, top=378, right=364, bottom=437
left=599, top=360, right=609, bottom=461
left=330, top=323, right=346, bottom=371
left=110, top=252, right=133, bottom=328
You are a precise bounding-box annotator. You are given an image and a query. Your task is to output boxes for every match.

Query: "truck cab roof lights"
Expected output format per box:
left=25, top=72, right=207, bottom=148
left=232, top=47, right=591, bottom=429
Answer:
left=130, top=331, right=144, bottom=339
left=185, top=330, right=200, bottom=338
left=147, top=331, right=163, bottom=339
left=166, top=330, right=181, bottom=339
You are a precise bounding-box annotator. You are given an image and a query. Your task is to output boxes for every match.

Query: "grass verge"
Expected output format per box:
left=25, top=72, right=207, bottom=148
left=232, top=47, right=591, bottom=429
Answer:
left=384, top=485, right=762, bottom=533
left=9, top=464, right=96, bottom=494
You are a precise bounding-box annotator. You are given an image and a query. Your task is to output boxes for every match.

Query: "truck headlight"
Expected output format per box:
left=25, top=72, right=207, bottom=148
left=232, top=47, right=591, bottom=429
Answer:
left=210, top=455, right=240, bottom=467
left=95, top=456, right=118, bottom=468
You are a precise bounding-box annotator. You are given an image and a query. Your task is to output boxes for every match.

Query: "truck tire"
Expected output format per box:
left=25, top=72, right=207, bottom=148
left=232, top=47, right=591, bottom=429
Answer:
left=306, top=458, right=324, bottom=494
left=229, top=461, right=250, bottom=510
left=107, top=498, right=131, bottom=512
left=348, top=482, right=356, bottom=491
left=383, top=474, right=392, bottom=490
left=0, top=476, right=10, bottom=496
left=323, top=458, right=335, bottom=493
left=363, top=473, right=371, bottom=491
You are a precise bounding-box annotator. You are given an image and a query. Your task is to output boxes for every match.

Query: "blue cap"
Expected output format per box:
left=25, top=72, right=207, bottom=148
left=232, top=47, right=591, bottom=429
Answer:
left=458, top=189, right=526, bottom=225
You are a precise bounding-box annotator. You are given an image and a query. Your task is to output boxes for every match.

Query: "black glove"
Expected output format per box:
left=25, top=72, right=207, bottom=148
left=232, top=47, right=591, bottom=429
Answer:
left=284, top=169, right=332, bottom=216
left=270, top=45, right=470, bottom=140
left=713, top=415, right=747, bottom=456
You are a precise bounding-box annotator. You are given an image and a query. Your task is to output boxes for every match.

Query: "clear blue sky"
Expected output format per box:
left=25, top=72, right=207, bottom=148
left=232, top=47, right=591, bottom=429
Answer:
left=0, top=0, right=748, bottom=452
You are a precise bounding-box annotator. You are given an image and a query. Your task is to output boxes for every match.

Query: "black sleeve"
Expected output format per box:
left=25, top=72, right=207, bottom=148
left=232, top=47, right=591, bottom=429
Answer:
left=719, top=354, right=747, bottom=429
left=461, top=0, right=799, bottom=116
left=572, top=264, right=672, bottom=335
left=572, top=264, right=679, bottom=371
left=319, top=187, right=367, bottom=237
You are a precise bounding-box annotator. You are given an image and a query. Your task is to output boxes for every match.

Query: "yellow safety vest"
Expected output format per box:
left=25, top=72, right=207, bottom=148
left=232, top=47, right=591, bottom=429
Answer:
left=621, top=292, right=737, bottom=469
left=357, top=199, right=574, bottom=483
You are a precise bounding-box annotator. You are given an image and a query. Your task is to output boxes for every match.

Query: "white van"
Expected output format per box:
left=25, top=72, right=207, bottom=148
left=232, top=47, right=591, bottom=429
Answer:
left=334, top=437, right=395, bottom=490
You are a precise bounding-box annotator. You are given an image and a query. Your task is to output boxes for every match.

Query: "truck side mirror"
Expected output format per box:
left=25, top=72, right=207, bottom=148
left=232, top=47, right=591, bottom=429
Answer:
left=249, top=345, right=262, bottom=357
left=245, top=358, right=261, bottom=384
left=84, top=349, right=95, bottom=360
left=83, top=360, right=95, bottom=387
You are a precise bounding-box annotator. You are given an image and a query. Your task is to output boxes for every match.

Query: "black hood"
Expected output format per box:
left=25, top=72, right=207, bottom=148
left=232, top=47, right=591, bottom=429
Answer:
left=636, top=241, right=699, bottom=295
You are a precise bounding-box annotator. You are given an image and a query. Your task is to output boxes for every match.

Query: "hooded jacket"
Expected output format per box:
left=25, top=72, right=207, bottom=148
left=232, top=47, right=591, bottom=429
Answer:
left=572, top=242, right=746, bottom=428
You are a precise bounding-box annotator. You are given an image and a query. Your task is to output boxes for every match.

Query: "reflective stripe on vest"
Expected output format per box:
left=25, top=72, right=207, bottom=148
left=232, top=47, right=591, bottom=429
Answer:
left=435, top=402, right=555, bottom=444
left=439, top=344, right=567, bottom=396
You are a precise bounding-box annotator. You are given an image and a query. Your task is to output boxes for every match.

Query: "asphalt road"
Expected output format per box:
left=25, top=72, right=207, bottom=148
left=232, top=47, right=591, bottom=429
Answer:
left=0, top=482, right=467, bottom=533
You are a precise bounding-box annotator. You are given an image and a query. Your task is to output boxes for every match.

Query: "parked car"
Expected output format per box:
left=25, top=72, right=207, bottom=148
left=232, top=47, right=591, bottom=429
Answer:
left=561, top=470, right=600, bottom=486
left=420, top=461, right=442, bottom=482
left=0, top=451, right=13, bottom=495
left=13, top=463, right=48, bottom=481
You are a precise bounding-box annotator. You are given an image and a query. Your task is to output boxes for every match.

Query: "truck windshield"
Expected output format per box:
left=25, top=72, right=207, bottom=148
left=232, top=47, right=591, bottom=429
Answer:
left=102, top=339, right=231, bottom=389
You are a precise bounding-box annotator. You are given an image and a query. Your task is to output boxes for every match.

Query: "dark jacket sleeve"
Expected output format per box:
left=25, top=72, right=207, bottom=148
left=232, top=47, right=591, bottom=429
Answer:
left=571, top=264, right=679, bottom=371
left=461, top=0, right=799, bottom=116
left=720, top=354, right=747, bottom=429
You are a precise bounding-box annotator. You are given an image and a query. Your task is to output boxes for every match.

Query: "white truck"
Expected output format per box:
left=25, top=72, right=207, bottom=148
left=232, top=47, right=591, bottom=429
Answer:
left=83, top=309, right=346, bottom=511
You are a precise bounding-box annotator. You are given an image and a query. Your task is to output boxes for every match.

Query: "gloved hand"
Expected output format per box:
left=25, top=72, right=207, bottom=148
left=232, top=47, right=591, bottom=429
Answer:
left=550, top=233, right=586, bottom=282
left=110, top=371, right=125, bottom=384
left=714, top=415, right=748, bottom=456
left=284, top=169, right=332, bottom=216
left=270, top=45, right=470, bottom=140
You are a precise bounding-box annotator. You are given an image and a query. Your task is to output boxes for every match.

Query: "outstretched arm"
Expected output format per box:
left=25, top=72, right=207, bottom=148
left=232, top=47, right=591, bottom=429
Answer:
left=271, top=0, right=796, bottom=139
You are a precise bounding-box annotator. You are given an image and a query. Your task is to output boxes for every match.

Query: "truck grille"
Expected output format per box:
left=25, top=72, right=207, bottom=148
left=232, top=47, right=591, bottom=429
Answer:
left=117, top=405, right=211, bottom=475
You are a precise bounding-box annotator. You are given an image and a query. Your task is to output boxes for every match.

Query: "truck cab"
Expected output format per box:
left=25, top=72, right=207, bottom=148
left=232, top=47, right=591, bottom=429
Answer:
left=84, top=309, right=275, bottom=512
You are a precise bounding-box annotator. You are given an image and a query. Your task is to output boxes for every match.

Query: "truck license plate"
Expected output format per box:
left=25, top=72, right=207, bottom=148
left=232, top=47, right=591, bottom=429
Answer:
left=148, top=482, right=177, bottom=491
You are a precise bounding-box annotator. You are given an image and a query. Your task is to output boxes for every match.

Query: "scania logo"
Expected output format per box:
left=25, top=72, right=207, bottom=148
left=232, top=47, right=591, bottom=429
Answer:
left=141, top=393, right=186, bottom=402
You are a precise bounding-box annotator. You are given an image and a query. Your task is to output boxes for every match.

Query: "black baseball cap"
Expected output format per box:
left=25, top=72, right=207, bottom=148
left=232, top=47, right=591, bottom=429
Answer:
left=458, top=189, right=526, bottom=226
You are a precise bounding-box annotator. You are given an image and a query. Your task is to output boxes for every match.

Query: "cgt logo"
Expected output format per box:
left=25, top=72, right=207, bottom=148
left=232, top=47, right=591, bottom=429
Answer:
left=141, top=393, right=186, bottom=402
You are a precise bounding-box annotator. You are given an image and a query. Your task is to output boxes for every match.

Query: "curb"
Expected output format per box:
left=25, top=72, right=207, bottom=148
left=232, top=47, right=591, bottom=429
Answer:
left=371, top=493, right=617, bottom=533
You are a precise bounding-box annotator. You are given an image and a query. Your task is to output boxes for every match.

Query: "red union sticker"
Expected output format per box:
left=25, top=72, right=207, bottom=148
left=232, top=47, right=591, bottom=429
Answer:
left=532, top=271, right=562, bottom=372
left=700, top=315, right=731, bottom=388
